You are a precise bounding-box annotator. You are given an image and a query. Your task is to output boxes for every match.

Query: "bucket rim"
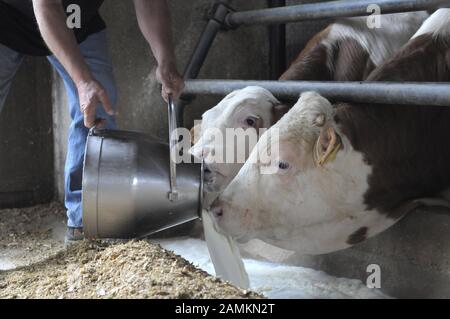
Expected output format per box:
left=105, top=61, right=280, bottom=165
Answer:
left=82, top=129, right=103, bottom=238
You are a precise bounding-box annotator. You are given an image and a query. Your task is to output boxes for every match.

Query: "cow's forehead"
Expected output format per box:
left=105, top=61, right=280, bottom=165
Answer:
left=243, top=91, right=334, bottom=163
left=273, top=91, right=334, bottom=139
left=202, top=87, right=279, bottom=125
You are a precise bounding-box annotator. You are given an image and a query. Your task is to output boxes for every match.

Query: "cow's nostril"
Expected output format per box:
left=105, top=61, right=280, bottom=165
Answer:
left=211, top=206, right=223, bottom=218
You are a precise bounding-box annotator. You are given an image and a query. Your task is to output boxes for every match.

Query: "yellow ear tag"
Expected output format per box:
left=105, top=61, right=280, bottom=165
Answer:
left=319, top=141, right=341, bottom=166
left=314, top=135, right=342, bottom=167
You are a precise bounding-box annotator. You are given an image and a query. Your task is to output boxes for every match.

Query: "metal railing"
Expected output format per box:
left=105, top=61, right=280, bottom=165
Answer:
left=184, top=80, right=450, bottom=107
left=226, top=0, right=448, bottom=26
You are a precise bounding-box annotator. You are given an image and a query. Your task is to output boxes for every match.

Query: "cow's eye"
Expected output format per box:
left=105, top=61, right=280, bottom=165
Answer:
left=245, top=117, right=257, bottom=128
left=278, top=161, right=290, bottom=170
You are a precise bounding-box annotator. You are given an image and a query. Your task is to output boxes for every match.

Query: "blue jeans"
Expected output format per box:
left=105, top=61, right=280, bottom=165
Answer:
left=0, top=31, right=117, bottom=228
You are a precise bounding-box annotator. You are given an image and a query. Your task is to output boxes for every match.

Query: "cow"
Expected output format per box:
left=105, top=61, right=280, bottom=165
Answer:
left=190, top=12, right=428, bottom=195
left=209, top=9, right=450, bottom=254
left=280, top=12, right=428, bottom=81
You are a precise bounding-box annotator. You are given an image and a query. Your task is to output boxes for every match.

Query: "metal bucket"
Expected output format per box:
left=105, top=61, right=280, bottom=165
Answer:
left=82, top=97, right=203, bottom=239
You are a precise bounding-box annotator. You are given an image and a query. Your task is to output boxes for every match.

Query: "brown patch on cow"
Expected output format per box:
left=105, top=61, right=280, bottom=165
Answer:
left=335, top=33, right=450, bottom=219
left=333, top=38, right=376, bottom=81
left=280, top=27, right=376, bottom=82
left=347, top=227, right=368, bottom=245
left=280, top=27, right=333, bottom=81
left=366, top=34, right=450, bottom=82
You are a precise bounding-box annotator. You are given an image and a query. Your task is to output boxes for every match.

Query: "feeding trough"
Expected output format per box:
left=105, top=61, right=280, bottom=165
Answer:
left=82, top=96, right=203, bottom=239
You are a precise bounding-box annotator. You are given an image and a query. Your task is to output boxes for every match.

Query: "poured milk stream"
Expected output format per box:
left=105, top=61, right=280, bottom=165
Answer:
left=201, top=210, right=250, bottom=288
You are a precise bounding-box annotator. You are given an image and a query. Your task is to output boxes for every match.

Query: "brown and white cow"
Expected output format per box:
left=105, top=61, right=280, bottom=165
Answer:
left=280, top=12, right=428, bottom=81
left=210, top=9, right=450, bottom=254
left=191, top=12, right=428, bottom=194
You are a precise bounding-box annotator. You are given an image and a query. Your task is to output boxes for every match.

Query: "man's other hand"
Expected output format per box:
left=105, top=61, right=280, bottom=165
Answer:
left=156, top=64, right=184, bottom=102
left=76, top=79, right=115, bottom=128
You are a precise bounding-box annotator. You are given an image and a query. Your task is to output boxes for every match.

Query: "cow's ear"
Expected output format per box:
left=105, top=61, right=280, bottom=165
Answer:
left=314, top=124, right=343, bottom=167
left=190, top=122, right=202, bottom=145
left=272, top=104, right=290, bottom=124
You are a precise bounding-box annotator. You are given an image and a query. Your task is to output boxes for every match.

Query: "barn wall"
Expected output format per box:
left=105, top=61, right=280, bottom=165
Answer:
left=0, top=57, right=54, bottom=208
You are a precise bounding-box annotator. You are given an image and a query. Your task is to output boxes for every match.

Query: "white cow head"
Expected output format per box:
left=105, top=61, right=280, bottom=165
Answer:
left=210, top=92, right=397, bottom=254
left=190, top=86, right=288, bottom=193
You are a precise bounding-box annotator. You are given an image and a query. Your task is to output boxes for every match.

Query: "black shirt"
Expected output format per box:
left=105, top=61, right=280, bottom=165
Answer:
left=0, top=0, right=105, bottom=56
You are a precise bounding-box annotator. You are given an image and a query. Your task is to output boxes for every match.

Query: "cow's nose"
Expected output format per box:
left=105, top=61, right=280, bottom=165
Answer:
left=210, top=200, right=224, bottom=218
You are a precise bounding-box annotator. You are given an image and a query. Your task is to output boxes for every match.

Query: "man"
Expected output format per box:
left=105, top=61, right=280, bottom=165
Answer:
left=0, top=0, right=184, bottom=242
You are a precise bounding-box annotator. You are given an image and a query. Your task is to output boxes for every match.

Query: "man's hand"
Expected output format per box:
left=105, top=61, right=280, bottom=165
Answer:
left=76, top=80, right=115, bottom=128
left=133, top=0, right=184, bottom=102
left=156, top=63, right=184, bottom=102
left=33, top=0, right=114, bottom=128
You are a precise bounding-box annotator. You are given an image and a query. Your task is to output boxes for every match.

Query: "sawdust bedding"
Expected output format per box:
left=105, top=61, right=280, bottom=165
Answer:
left=0, top=204, right=261, bottom=299
left=0, top=240, right=261, bottom=299
left=0, top=202, right=67, bottom=268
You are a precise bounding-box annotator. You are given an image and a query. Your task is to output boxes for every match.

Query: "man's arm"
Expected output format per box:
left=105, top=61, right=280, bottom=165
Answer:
left=32, top=0, right=114, bottom=128
left=133, top=0, right=184, bottom=101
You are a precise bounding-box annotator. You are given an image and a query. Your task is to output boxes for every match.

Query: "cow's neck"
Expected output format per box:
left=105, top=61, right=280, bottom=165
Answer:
left=368, top=35, right=450, bottom=82
left=312, top=133, right=372, bottom=216
left=330, top=32, right=450, bottom=218
left=334, top=104, right=450, bottom=219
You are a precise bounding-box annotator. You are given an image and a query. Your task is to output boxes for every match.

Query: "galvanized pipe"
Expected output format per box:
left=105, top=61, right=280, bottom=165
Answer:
left=183, top=80, right=450, bottom=107
left=226, top=0, right=449, bottom=26
left=177, top=1, right=234, bottom=126
left=183, top=2, right=233, bottom=80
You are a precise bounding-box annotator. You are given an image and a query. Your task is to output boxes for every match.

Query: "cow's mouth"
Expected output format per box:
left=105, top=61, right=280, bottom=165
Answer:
left=214, top=220, right=249, bottom=244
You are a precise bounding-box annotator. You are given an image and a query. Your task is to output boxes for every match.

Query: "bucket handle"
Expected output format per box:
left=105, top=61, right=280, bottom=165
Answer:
left=168, top=94, right=179, bottom=201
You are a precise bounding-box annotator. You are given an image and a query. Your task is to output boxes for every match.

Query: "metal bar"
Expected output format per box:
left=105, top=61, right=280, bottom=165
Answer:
left=268, top=0, right=286, bottom=79
left=183, top=2, right=233, bottom=79
left=177, top=1, right=234, bottom=126
left=226, top=0, right=450, bottom=27
left=167, top=95, right=178, bottom=201
left=183, top=80, right=450, bottom=107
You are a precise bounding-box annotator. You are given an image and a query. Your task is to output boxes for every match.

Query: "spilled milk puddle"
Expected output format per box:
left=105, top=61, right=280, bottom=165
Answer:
left=154, top=237, right=389, bottom=299
left=0, top=258, right=15, bottom=271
